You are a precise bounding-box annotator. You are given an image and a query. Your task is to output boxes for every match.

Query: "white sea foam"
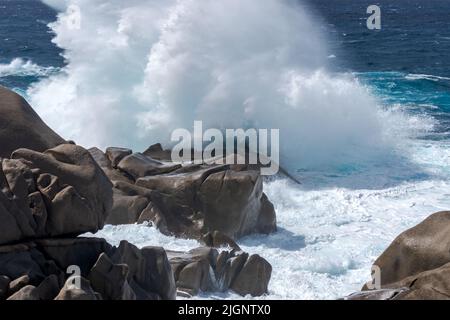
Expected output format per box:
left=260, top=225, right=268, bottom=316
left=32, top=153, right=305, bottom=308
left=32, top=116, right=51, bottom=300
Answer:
left=33, top=0, right=414, bottom=174
left=0, top=58, right=58, bottom=78
left=405, top=73, right=450, bottom=82
left=87, top=138, right=450, bottom=299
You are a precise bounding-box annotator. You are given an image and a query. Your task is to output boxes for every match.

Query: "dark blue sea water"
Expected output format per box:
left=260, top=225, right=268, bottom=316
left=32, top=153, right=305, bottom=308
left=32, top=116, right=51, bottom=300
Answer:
left=307, top=0, right=450, bottom=141
left=0, top=0, right=63, bottom=89
left=1, top=0, right=449, bottom=140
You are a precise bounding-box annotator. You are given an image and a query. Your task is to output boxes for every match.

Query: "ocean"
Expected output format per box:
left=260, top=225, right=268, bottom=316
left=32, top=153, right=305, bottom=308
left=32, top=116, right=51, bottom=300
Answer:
left=1, top=0, right=450, bottom=299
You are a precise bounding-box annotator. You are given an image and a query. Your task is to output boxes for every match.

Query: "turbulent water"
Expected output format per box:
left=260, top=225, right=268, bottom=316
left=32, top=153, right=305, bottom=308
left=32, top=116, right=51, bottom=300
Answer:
left=1, top=0, right=450, bottom=299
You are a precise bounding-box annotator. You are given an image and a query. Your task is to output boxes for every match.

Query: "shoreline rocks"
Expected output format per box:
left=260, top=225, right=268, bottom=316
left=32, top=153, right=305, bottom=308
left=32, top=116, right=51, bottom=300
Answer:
left=349, top=211, right=450, bottom=300
left=167, top=247, right=272, bottom=297
left=0, top=144, right=113, bottom=244
left=0, top=238, right=175, bottom=300
left=90, top=147, right=277, bottom=241
left=0, top=87, right=275, bottom=300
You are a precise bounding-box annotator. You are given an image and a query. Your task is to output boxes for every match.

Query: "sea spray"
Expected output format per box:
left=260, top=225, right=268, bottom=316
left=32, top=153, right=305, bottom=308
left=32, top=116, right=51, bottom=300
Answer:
left=32, top=0, right=397, bottom=175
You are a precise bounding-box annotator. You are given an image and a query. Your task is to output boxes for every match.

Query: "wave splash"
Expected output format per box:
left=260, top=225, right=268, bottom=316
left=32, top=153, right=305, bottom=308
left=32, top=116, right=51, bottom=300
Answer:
left=0, top=58, right=58, bottom=78
left=33, top=0, right=416, bottom=173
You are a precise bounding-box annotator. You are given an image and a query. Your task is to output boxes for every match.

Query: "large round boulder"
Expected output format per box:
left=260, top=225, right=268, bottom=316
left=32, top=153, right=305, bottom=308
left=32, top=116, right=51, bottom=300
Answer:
left=0, top=86, right=65, bottom=159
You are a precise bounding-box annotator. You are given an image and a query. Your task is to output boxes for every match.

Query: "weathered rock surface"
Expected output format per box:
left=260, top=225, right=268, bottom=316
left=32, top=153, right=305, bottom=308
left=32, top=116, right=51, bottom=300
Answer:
left=167, top=247, right=271, bottom=297
left=345, top=288, right=409, bottom=300
left=0, top=238, right=175, bottom=300
left=88, top=253, right=136, bottom=300
left=7, top=285, right=39, bottom=300
left=0, top=144, right=113, bottom=245
left=230, top=254, right=272, bottom=296
left=118, top=153, right=182, bottom=180
left=201, top=231, right=241, bottom=251
left=351, top=211, right=450, bottom=300
left=370, top=211, right=450, bottom=287
left=0, top=88, right=275, bottom=300
left=91, top=145, right=277, bottom=241
left=8, top=275, right=30, bottom=295
left=0, top=86, right=65, bottom=159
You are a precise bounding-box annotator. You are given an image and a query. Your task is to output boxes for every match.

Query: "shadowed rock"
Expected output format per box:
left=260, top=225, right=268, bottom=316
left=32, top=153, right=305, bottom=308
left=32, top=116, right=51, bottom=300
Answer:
left=0, top=276, right=10, bottom=299
left=167, top=247, right=271, bottom=297
left=89, top=253, right=135, bottom=300
left=7, top=285, right=39, bottom=300
left=8, top=275, right=30, bottom=295
left=0, top=238, right=176, bottom=300
left=201, top=231, right=241, bottom=251
left=230, top=254, right=272, bottom=296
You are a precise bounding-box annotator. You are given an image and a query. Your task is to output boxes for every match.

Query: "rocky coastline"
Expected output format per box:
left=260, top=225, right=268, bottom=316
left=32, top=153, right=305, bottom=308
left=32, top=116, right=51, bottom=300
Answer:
left=1, top=85, right=449, bottom=300
left=0, top=86, right=274, bottom=300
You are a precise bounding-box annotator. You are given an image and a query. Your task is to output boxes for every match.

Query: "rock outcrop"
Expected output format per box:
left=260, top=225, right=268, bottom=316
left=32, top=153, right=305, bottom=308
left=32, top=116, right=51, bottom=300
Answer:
left=0, top=86, right=65, bottom=159
left=0, top=87, right=274, bottom=300
left=0, top=238, right=176, bottom=300
left=167, top=247, right=272, bottom=297
left=90, top=147, right=277, bottom=241
left=0, top=144, right=113, bottom=244
left=349, top=211, right=450, bottom=300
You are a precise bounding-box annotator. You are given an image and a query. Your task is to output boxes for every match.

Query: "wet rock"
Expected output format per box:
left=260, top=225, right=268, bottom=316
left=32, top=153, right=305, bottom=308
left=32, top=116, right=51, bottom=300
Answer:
left=136, top=165, right=276, bottom=240
left=216, top=252, right=248, bottom=291
left=89, top=253, right=136, bottom=300
left=201, top=231, right=241, bottom=251
left=8, top=275, right=30, bottom=295
left=35, top=274, right=61, bottom=300
left=111, top=241, right=176, bottom=300
left=230, top=254, right=272, bottom=296
left=0, top=275, right=10, bottom=299
left=167, top=247, right=271, bottom=297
